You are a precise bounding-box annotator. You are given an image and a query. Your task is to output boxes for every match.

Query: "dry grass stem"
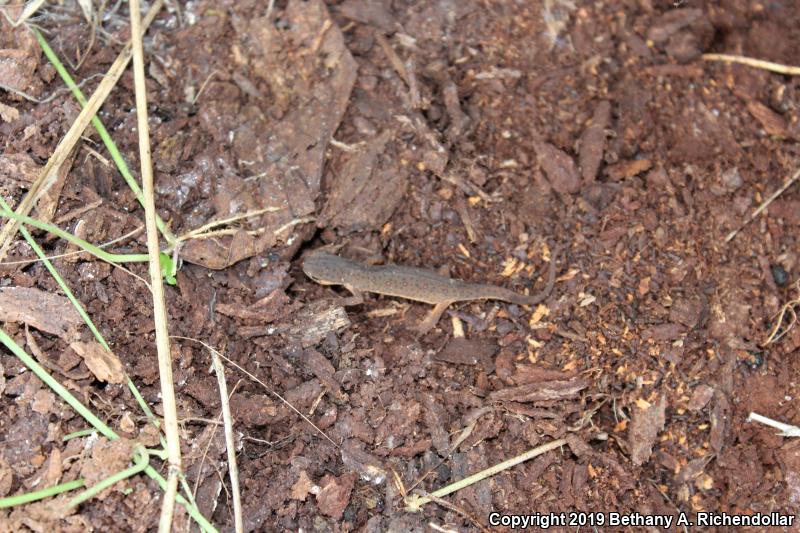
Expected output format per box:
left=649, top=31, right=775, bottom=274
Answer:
left=128, top=0, right=182, bottom=530
left=0, top=0, right=164, bottom=262
left=703, top=53, right=800, bottom=76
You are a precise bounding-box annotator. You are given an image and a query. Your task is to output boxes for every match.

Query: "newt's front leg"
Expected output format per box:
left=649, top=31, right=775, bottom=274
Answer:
left=416, top=300, right=453, bottom=334
left=341, top=285, right=365, bottom=306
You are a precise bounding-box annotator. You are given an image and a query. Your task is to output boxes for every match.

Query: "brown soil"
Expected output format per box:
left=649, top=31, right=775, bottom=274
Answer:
left=1, top=0, right=800, bottom=531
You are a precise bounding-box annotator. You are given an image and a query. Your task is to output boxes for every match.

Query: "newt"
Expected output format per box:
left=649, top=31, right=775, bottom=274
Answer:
left=302, top=248, right=560, bottom=333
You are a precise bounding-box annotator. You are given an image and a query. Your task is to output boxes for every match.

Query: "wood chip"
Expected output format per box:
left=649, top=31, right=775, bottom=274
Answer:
left=302, top=348, right=344, bottom=398
left=0, top=102, right=20, bottom=123
left=435, top=337, right=497, bottom=369
left=315, top=473, right=356, bottom=520
left=322, top=129, right=409, bottom=232
left=69, top=341, right=125, bottom=384
left=533, top=141, right=581, bottom=194
left=508, top=365, right=577, bottom=386
left=215, top=290, right=291, bottom=323
left=642, top=323, right=683, bottom=342
left=579, top=100, right=610, bottom=183
left=687, top=384, right=714, bottom=412
left=79, top=438, right=134, bottom=499
left=606, top=158, right=652, bottom=181
left=286, top=300, right=351, bottom=347
left=489, top=376, right=589, bottom=402
left=0, top=287, right=81, bottom=337
left=36, top=148, right=77, bottom=223
left=0, top=456, right=12, bottom=497
left=709, top=391, right=729, bottom=453
left=646, top=8, right=702, bottom=44
left=454, top=195, right=477, bottom=242
left=629, top=394, right=666, bottom=466
left=746, top=100, right=788, bottom=137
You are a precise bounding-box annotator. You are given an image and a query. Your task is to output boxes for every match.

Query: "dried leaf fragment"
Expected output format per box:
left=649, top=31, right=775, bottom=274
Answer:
left=69, top=341, right=125, bottom=384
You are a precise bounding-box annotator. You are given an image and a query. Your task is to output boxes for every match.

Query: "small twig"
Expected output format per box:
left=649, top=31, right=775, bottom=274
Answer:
left=404, top=438, right=567, bottom=512
left=273, top=216, right=314, bottom=237
left=725, top=165, right=800, bottom=243
left=172, top=336, right=339, bottom=448
left=762, top=280, right=800, bottom=346
left=329, top=138, right=361, bottom=153
left=0, top=0, right=46, bottom=27
left=423, top=494, right=491, bottom=533
left=703, top=53, right=800, bottom=76
left=191, top=380, right=241, bottom=500
left=438, top=173, right=501, bottom=203
left=54, top=198, right=103, bottom=224
left=83, top=144, right=112, bottom=167
left=177, top=216, right=313, bottom=244
left=405, top=418, right=478, bottom=494
left=75, top=0, right=101, bottom=70
left=210, top=348, right=243, bottom=533
left=747, top=412, right=800, bottom=437
left=178, top=207, right=281, bottom=241
left=0, top=76, right=103, bottom=104
left=191, top=69, right=220, bottom=105
left=375, top=32, right=410, bottom=86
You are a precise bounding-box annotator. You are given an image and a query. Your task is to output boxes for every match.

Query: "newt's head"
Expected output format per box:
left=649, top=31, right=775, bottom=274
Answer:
left=302, top=252, right=348, bottom=286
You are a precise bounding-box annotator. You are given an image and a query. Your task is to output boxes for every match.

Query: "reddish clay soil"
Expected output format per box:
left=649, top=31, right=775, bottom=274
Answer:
left=2, top=0, right=800, bottom=531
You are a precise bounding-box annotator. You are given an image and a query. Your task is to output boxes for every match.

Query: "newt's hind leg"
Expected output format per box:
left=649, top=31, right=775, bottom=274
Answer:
left=416, top=301, right=452, bottom=334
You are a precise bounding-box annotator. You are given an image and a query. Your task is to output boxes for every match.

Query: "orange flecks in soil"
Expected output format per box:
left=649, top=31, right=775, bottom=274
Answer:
left=562, top=358, right=579, bottom=372
left=501, top=256, right=520, bottom=277
left=635, top=398, right=652, bottom=410
left=528, top=304, right=549, bottom=326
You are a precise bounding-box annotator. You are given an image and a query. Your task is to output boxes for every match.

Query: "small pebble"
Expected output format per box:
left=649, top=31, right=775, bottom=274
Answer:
left=721, top=167, right=743, bottom=192
left=771, top=264, right=789, bottom=287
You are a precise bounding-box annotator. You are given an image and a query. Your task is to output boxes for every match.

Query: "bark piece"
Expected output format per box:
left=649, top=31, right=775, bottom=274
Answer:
left=0, top=287, right=81, bottom=337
